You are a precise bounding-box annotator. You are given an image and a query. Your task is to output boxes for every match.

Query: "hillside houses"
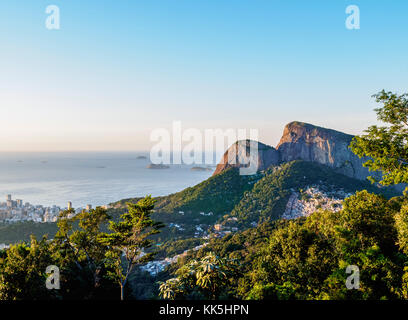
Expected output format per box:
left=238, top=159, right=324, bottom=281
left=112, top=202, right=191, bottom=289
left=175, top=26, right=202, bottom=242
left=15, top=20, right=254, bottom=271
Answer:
left=282, top=186, right=351, bottom=219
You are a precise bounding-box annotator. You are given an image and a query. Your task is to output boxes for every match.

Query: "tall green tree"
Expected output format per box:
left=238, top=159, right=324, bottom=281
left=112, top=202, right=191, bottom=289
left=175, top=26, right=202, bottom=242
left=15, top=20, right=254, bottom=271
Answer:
left=53, top=207, right=113, bottom=299
left=0, top=236, right=57, bottom=300
left=350, top=90, right=408, bottom=186
left=100, top=196, right=163, bottom=300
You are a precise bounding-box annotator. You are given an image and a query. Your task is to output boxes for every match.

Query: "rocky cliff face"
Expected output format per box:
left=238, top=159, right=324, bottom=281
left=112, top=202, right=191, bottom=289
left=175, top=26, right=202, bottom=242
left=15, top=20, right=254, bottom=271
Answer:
left=276, top=121, right=376, bottom=181
left=213, top=121, right=380, bottom=183
left=212, top=140, right=280, bottom=176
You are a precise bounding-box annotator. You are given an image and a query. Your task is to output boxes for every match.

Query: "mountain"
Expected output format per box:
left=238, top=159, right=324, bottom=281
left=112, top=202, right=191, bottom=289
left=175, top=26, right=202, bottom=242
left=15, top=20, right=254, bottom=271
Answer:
left=111, top=121, right=399, bottom=222
left=213, top=140, right=280, bottom=176
left=213, top=121, right=382, bottom=183
left=276, top=121, right=378, bottom=181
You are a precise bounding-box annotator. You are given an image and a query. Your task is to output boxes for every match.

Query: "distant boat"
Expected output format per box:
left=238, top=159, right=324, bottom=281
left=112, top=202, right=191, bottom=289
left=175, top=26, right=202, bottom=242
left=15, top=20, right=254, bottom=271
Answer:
left=41, top=160, right=48, bottom=164
left=136, top=155, right=148, bottom=160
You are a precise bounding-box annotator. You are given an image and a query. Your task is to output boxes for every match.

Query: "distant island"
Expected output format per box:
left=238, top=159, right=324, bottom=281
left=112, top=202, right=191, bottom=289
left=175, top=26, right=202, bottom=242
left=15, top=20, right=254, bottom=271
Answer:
left=146, top=163, right=170, bottom=169
left=190, top=166, right=213, bottom=172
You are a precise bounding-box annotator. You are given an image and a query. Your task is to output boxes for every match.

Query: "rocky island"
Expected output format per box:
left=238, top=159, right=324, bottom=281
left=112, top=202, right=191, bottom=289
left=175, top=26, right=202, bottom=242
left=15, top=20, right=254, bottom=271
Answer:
left=190, top=167, right=213, bottom=172
left=146, top=163, right=170, bottom=169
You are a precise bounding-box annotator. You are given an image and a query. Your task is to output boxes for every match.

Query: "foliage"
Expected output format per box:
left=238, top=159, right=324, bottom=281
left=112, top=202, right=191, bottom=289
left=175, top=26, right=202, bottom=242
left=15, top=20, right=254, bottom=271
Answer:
left=0, top=236, right=57, bottom=300
left=0, top=221, right=59, bottom=245
left=115, top=168, right=260, bottom=217
left=0, top=198, right=163, bottom=301
left=395, top=203, right=408, bottom=255
left=159, top=252, right=238, bottom=300
left=227, top=160, right=394, bottom=228
left=154, top=238, right=205, bottom=260
left=99, top=196, right=163, bottom=300
left=162, top=191, right=408, bottom=300
left=350, top=90, right=408, bottom=186
left=52, top=207, right=114, bottom=299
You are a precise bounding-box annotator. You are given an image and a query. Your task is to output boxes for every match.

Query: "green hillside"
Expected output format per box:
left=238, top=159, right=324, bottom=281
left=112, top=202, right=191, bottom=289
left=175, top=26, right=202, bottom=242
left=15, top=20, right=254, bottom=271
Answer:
left=114, top=160, right=397, bottom=229
left=0, top=222, right=59, bottom=245
left=227, top=160, right=397, bottom=227
left=114, top=168, right=262, bottom=216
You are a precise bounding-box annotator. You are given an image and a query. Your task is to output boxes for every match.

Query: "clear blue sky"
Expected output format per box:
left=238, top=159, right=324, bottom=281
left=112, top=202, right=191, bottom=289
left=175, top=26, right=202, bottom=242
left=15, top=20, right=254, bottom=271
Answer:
left=1, top=0, right=407, bottom=151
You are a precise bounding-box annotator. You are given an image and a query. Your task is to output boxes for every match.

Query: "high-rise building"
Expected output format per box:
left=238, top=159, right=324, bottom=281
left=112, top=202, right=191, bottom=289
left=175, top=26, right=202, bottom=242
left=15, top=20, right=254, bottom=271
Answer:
left=16, top=199, right=23, bottom=208
left=7, top=194, right=11, bottom=201
left=86, top=204, right=92, bottom=212
left=67, top=201, right=72, bottom=210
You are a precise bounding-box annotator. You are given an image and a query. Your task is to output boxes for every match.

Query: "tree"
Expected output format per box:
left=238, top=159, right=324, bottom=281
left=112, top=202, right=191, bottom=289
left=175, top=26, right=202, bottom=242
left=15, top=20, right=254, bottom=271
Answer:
left=395, top=203, right=408, bottom=255
left=395, top=203, right=408, bottom=299
left=99, top=196, right=163, bottom=300
left=323, top=191, right=402, bottom=300
left=350, top=90, right=408, bottom=186
left=240, top=191, right=408, bottom=300
left=159, top=252, right=238, bottom=300
left=248, top=219, right=337, bottom=300
left=159, top=278, right=183, bottom=300
left=53, top=207, right=113, bottom=299
left=0, top=236, right=57, bottom=300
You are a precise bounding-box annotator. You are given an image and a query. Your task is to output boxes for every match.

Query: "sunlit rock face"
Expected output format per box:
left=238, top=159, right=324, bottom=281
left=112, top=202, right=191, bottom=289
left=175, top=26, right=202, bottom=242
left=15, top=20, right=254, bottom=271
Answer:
left=212, top=140, right=280, bottom=176
left=213, top=122, right=372, bottom=181
left=276, top=121, right=375, bottom=181
left=211, top=122, right=402, bottom=191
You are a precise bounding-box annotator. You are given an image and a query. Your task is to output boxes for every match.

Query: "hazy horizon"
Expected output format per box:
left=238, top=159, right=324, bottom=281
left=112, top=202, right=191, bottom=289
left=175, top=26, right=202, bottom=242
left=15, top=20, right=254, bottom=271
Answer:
left=0, top=119, right=372, bottom=153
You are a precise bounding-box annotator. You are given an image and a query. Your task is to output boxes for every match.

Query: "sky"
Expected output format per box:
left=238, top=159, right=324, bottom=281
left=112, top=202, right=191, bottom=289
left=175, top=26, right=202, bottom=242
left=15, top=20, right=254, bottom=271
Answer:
left=0, top=0, right=407, bottom=151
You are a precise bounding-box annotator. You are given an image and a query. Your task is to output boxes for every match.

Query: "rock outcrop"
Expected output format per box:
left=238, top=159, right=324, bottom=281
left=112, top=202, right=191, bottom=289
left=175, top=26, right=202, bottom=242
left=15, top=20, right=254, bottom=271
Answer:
left=212, top=140, right=280, bottom=176
left=146, top=163, right=170, bottom=169
left=276, top=121, right=376, bottom=181
left=213, top=121, right=381, bottom=183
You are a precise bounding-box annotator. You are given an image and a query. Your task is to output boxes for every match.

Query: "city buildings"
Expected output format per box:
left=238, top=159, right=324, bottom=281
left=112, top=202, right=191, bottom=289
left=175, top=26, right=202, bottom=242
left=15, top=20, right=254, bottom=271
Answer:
left=0, top=195, right=97, bottom=224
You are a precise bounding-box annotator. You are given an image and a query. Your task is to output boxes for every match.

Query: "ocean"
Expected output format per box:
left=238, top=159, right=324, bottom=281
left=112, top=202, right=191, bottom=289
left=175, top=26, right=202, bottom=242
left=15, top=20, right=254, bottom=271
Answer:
left=0, top=152, right=215, bottom=208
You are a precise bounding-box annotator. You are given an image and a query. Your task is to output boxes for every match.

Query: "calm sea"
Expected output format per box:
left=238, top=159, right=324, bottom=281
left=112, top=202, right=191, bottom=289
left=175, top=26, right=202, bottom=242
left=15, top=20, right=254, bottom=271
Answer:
left=0, top=152, right=215, bottom=208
